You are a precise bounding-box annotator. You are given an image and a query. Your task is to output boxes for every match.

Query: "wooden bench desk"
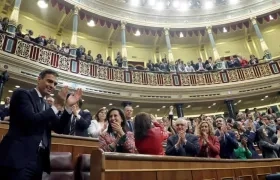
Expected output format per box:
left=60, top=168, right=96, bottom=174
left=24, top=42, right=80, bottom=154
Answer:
left=90, top=147, right=280, bottom=180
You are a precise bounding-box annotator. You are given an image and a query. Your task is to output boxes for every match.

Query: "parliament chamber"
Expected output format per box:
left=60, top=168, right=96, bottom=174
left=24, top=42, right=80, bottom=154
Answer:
left=1, top=0, right=280, bottom=180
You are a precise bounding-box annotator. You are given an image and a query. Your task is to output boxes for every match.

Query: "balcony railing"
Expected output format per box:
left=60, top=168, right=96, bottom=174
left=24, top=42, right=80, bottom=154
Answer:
left=1, top=31, right=280, bottom=86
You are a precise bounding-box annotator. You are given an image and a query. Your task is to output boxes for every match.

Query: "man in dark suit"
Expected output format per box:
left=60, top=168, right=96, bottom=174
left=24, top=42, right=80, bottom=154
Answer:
left=166, top=118, right=200, bottom=156
left=124, top=105, right=134, bottom=132
left=63, top=99, right=91, bottom=137
left=215, top=116, right=238, bottom=158
left=0, top=96, right=10, bottom=120
left=0, top=69, right=82, bottom=179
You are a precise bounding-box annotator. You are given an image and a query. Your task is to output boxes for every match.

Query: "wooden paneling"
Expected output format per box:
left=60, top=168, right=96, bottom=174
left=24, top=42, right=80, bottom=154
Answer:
left=90, top=147, right=280, bottom=180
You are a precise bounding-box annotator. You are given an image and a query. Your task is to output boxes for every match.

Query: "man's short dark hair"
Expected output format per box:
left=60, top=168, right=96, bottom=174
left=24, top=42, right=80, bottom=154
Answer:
left=39, top=69, right=59, bottom=79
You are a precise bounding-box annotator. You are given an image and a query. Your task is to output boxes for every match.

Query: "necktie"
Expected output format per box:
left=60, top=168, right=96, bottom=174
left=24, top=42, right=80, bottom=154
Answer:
left=39, top=98, right=48, bottom=148
left=70, top=116, right=76, bottom=135
left=128, top=121, right=133, bottom=132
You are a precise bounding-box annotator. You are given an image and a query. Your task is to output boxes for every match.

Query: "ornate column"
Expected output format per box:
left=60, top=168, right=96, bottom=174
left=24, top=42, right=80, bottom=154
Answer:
left=250, top=17, right=271, bottom=60
left=164, top=28, right=175, bottom=71
left=70, top=6, right=79, bottom=57
left=121, top=21, right=128, bottom=69
left=224, top=100, right=236, bottom=119
left=175, top=103, right=184, bottom=118
left=206, top=26, right=220, bottom=60
left=7, top=0, right=22, bottom=34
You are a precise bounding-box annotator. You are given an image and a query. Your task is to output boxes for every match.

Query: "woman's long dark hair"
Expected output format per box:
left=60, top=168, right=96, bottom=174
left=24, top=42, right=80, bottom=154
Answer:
left=106, top=107, right=127, bottom=134
left=134, top=112, right=152, bottom=140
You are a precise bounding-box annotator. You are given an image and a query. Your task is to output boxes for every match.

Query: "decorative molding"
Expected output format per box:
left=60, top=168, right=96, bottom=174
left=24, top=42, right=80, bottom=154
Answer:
left=64, top=0, right=280, bottom=28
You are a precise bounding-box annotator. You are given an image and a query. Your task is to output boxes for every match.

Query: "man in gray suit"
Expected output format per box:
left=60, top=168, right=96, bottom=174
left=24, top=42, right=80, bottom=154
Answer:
left=166, top=118, right=200, bottom=156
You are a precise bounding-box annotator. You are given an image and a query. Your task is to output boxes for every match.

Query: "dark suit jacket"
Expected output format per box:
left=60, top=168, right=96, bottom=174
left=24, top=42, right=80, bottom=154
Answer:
left=215, top=130, right=238, bottom=158
left=165, top=133, right=200, bottom=157
left=63, top=110, right=91, bottom=137
left=0, top=88, right=71, bottom=173
left=125, top=120, right=134, bottom=132
left=0, top=104, right=9, bottom=120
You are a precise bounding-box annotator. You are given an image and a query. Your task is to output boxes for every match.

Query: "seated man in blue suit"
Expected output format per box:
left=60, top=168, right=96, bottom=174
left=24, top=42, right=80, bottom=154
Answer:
left=63, top=99, right=92, bottom=137
left=215, top=116, right=238, bottom=158
left=0, top=96, right=10, bottom=121
left=0, top=69, right=83, bottom=179
left=166, top=118, right=200, bottom=156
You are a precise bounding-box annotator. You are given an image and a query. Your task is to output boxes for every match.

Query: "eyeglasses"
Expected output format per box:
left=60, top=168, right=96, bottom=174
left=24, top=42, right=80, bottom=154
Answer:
left=176, top=124, right=185, bottom=126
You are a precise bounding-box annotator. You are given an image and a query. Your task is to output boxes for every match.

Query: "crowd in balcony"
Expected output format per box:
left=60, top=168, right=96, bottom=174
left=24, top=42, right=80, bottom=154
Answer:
left=2, top=92, right=280, bottom=159
left=0, top=17, right=274, bottom=74
left=146, top=55, right=260, bottom=72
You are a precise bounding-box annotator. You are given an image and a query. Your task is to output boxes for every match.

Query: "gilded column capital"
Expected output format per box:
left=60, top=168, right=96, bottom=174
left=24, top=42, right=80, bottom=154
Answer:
left=250, top=17, right=257, bottom=25
left=164, top=28, right=169, bottom=36
left=121, top=21, right=127, bottom=30
left=206, top=26, right=212, bottom=34
left=73, top=6, right=80, bottom=15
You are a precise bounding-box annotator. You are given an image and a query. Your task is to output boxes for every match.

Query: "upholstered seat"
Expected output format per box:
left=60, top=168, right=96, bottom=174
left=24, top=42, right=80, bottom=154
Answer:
left=42, top=152, right=74, bottom=180
left=75, top=154, right=90, bottom=180
left=266, top=174, right=280, bottom=180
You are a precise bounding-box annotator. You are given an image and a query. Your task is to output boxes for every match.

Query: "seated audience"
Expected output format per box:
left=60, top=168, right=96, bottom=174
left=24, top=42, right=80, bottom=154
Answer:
left=215, top=117, right=238, bottom=158
left=233, top=131, right=252, bottom=159
left=99, top=108, right=137, bottom=153
left=196, top=120, right=220, bottom=158
left=88, top=108, right=108, bottom=138
left=134, top=112, right=164, bottom=155
left=165, top=118, right=200, bottom=157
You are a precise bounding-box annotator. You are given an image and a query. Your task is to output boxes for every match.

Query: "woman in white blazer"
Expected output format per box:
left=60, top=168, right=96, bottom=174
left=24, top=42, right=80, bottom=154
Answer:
left=88, top=108, right=108, bottom=138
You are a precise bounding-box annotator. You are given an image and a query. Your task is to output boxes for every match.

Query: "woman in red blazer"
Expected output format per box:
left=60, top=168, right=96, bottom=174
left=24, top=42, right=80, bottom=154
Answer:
left=134, top=113, right=165, bottom=155
left=196, top=120, right=220, bottom=158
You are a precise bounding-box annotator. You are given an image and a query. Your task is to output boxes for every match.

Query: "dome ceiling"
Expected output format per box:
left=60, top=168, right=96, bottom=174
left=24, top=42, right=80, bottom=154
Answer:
left=73, top=0, right=280, bottom=27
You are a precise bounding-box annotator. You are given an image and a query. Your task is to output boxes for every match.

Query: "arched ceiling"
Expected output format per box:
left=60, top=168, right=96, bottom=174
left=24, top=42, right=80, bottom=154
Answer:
left=67, top=0, right=280, bottom=27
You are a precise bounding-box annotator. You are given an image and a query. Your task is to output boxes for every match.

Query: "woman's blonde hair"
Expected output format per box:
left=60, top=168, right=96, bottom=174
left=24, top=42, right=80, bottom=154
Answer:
left=195, top=120, right=215, bottom=136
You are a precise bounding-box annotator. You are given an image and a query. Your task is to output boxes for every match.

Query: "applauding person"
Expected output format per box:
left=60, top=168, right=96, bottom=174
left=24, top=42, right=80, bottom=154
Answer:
left=196, top=120, right=220, bottom=158
left=0, top=69, right=82, bottom=179
left=165, top=118, right=200, bottom=156
left=99, top=108, right=137, bottom=153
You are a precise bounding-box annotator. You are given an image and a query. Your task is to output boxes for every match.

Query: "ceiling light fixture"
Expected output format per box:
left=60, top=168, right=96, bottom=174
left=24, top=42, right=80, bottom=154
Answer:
left=155, top=1, right=164, bottom=11
left=131, top=0, right=140, bottom=6
left=162, top=106, right=166, bottom=108
left=87, top=20, right=95, bottom=27
left=134, top=29, right=141, bottom=36
left=103, top=106, right=106, bottom=109
left=0, top=101, right=4, bottom=105
left=261, top=99, right=264, bottom=101
left=179, top=32, right=184, bottom=38
left=265, top=95, right=268, bottom=98
left=204, top=1, right=214, bottom=10
left=208, top=106, right=211, bottom=108
left=187, top=105, right=191, bottom=108
left=178, top=2, right=188, bottom=12
left=173, top=0, right=179, bottom=8
left=148, top=0, right=156, bottom=6
left=15, top=85, right=20, bottom=88
left=50, top=94, right=54, bottom=96
left=135, top=105, right=139, bottom=108
left=238, top=100, right=241, bottom=103
left=109, top=103, right=113, bottom=106
left=223, top=27, right=228, bottom=33
left=157, top=109, right=160, bottom=111
left=37, top=0, right=48, bottom=9
left=212, top=103, right=216, bottom=106
left=229, top=0, right=239, bottom=5
left=269, top=15, right=274, bottom=20
left=234, top=103, right=237, bottom=105
left=8, top=90, right=13, bottom=93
